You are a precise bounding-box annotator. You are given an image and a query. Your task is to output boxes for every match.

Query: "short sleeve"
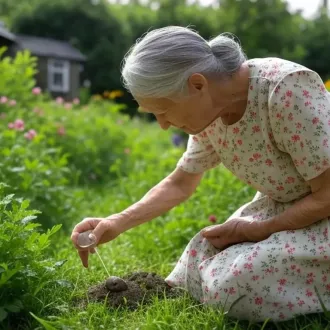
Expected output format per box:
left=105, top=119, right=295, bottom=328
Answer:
left=177, top=132, right=221, bottom=173
left=269, top=70, right=330, bottom=180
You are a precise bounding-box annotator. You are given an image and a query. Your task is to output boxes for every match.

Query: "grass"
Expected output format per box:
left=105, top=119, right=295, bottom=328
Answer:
left=10, top=122, right=330, bottom=330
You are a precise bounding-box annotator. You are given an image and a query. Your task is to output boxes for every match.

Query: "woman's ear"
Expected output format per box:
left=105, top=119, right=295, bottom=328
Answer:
left=188, top=73, right=208, bottom=92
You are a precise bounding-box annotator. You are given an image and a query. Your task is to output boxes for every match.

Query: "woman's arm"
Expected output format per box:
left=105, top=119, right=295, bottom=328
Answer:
left=260, top=167, right=330, bottom=235
left=114, top=167, right=203, bottom=232
left=71, top=167, right=203, bottom=267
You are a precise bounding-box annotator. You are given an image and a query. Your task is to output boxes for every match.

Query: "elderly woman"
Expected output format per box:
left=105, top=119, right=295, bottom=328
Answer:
left=71, top=26, right=330, bottom=321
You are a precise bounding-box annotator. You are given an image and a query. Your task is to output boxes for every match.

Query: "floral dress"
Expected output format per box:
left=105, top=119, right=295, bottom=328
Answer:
left=164, top=58, right=330, bottom=322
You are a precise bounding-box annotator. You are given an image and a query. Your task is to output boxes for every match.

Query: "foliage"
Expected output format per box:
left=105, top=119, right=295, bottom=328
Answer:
left=0, top=49, right=135, bottom=228
left=0, top=183, right=65, bottom=327
left=0, top=47, right=37, bottom=105
left=0, top=50, right=80, bottom=229
left=11, top=0, right=131, bottom=95
left=33, top=99, right=133, bottom=185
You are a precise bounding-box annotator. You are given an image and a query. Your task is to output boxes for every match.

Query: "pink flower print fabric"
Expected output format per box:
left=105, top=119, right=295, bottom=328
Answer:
left=269, top=70, right=330, bottom=181
left=177, top=130, right=221, bottom=173
left=166, top=58, right=330, bottom=321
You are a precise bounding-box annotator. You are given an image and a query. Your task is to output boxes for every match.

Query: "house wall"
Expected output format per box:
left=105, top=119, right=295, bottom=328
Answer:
left=35, top=57, right=48, bottom=92
left=0, top=41, right=84, bottom=101
left=69, top=61, right=82, bottom=100
left=35, top=57, right=82, bottom=101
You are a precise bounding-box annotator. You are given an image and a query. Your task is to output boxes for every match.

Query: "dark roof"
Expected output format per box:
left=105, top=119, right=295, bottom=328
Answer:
left=14, top=35, right=86, bottom=62
left=0, top=25, right=16, bottom=42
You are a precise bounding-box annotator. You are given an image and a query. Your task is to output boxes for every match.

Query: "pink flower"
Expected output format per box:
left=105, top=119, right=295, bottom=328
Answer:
left=14, top=119, right=24, bottom=131
left=56, top=97, right=64, bottom=104
left=252, top=125, right=261, bottom=133
left=265, top=159, right=272, bottom=166
left=189, top=249, right=197, bottom=257
left=305, top=289, right=313, bottom=297
left=233, top=155, right=239, bottom=162
left=253, top=153, right=262, bottom=160
left=278, top=278, right=287, bottom=286
left=24, top=129, right=37, bottom=140
left=228, top=287, right=236, bottom=295
left=8, top=122, right=14, bottom=129
left=291, top=135, right=300, bottom=142
left=312, top=117, right=320, bottom=125
left=33, top=107, right=44, bottom=116
left=285, top=177, right=295, bottom=184
left=124, top=148, right=131, bottom=154
left=0, top=96, right=8, bottom=104
left=255, top=297, right=263, bottom=305
left=8, top=100, right=16, bottom=106
left=303, top=90, right=310, bottom=98
left=208, top=215, right=217, bottom=223
left=57, top=126, right=66, bottom=136
left=64, top=103, right=72, bottom=110
left=73, top=98, right=80, bottom=105
left=32, top=87, right=42, bottom=95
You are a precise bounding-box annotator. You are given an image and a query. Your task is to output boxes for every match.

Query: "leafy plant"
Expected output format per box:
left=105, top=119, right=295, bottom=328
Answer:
left=0, top=47, right=37, bottom=106
left=0, top=183, right=66, bottom=327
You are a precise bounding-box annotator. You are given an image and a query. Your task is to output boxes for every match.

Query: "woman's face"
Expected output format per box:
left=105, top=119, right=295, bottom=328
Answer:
left=135, top=74, right=218, bottom=135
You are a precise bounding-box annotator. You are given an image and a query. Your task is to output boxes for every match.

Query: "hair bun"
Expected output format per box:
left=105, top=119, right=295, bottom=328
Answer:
left=208, top=33, right=246, bottom=74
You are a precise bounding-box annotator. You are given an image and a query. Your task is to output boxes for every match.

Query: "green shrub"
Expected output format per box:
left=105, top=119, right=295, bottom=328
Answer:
left=0, top=183, right=67, bottom=328
left=24, top=99, right=133, bottom=185
left=0, top=47, right=38, bottom=106
left=0, top=111, right=80, bottom=228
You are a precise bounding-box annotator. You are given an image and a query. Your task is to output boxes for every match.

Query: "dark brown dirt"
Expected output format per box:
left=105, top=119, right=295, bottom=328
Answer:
left=87, top=271, right=184, bottom=310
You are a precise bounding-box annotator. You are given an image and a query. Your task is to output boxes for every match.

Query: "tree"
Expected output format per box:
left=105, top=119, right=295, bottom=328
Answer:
left=12, top=0, right=131, bottom=94
left=300, top=13, right=330, bottom=78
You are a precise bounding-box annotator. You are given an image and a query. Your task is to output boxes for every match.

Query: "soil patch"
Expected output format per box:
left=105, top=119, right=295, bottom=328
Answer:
left=87, top=271, right=184, bottom=310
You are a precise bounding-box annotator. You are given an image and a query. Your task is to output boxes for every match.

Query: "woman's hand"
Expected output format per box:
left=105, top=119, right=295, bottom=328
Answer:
left=201, top=218, right=271, bottom=250
left=71, top=214, right=125, bottom=268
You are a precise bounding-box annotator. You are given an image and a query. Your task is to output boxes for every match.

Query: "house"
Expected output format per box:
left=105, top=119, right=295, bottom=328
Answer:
left=0, top=22, right=86, bottom=100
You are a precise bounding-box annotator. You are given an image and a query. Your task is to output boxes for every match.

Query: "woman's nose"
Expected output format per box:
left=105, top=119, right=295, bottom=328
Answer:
left=155, top=114, right=171, bottom=130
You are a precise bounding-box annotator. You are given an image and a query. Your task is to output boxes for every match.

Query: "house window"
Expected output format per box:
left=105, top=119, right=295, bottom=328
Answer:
left=48, top=59, right=70, bottom=93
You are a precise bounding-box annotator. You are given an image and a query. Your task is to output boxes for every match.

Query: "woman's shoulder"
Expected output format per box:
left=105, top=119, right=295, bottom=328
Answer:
left=247, top=57, right=313, bottom=86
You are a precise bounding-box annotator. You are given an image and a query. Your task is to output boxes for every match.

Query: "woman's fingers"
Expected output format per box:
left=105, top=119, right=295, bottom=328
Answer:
left=78, top=250, right=89, bottom=268
left=71, top=218, right=103, bottom=248
left=201, top=224, right=222, bottom=237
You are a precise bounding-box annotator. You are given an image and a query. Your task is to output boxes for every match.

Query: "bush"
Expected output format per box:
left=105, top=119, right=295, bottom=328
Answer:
left=0, top=183, right=67, bottom=328
left=0, top=49, right=132, bottom=227
left=0, top=48, right=38, bottom=106
left=22, top=98, right=134, bottom=186
left=0, top=106, right=80, bottom=228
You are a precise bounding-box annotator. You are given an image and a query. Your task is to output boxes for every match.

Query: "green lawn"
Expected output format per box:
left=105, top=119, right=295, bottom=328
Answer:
left=2, top=49, right=330, bottom=330
left=29, top=162, right=330, bottom=330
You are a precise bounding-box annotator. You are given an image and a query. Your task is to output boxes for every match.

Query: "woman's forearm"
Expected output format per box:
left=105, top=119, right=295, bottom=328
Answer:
left=110, top=169, right=202, bottom=232
left=261, top=190, right=330, bottom=235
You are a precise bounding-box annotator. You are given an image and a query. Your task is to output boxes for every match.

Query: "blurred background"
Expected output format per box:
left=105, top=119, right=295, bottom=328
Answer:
left=0, top=0, right=329, bottom=117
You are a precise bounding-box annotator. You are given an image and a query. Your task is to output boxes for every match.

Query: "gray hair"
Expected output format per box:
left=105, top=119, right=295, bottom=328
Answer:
left=121, top=26, right=247, bottom=99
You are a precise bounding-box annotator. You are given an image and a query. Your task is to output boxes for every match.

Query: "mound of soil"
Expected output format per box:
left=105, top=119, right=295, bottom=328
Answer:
left=87, top=271, right=184, bottom=310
